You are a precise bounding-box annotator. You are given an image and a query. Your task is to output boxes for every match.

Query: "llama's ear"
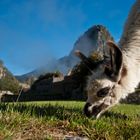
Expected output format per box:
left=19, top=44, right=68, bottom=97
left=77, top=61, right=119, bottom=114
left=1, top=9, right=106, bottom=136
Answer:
left=75, top=50, right=94, bottom=71
left=106, top=41, right=123, bottom=81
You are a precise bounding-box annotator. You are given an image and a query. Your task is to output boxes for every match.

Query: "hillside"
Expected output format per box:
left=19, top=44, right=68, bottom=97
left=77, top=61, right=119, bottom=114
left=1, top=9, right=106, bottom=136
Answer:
left=0, top=60, right=20, bottom=94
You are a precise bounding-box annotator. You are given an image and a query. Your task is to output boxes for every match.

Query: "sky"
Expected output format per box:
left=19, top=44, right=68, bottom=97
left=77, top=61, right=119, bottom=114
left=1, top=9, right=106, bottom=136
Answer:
left=0, top=0, right=134, bottom=75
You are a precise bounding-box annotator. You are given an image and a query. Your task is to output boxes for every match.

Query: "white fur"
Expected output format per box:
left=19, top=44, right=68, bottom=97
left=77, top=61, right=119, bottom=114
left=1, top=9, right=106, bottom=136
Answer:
left=118, top=0, right=140, bottom=99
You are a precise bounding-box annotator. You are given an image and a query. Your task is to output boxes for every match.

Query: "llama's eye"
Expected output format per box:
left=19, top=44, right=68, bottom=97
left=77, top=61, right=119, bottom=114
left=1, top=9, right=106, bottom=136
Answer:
left=104, top=67, right=113, bottom=77
left=97, top=87, right=110, bottom=97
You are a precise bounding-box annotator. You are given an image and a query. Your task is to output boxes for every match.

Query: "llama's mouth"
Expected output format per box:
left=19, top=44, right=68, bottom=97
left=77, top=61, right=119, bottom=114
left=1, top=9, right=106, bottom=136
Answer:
left=84, top=102, right=109, bottom=118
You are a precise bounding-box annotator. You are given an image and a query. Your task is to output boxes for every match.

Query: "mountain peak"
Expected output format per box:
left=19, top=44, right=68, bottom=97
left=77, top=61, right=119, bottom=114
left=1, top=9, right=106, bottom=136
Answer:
left=17, top=25, right=114, bottom=82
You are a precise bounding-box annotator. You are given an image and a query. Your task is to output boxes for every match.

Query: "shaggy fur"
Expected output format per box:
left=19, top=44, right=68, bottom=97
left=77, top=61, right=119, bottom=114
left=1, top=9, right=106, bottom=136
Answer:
left=118, top=0, right=140, bottom=98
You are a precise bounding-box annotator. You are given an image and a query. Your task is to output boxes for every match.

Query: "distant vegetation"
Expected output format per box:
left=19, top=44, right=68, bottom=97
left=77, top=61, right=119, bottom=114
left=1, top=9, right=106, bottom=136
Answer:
left=0, top=76, right=20, bottom=94
left=0, top=101, right=140, bottom=139
left=0, top=61, right=20, bottom=94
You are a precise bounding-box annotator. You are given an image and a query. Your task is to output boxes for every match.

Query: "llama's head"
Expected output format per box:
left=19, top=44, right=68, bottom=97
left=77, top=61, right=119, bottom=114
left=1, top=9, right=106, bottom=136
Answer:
left=76, top=41, right=124, bottom=118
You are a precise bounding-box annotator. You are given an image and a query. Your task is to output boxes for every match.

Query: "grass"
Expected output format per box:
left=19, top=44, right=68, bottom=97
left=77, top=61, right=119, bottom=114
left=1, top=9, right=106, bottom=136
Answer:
left=0, top=101, right=140, bottom=140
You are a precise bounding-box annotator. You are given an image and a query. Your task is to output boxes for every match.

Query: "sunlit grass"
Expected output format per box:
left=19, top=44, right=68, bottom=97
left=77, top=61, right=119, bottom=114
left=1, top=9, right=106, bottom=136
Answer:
left=0, top=101, right=140, bottom=139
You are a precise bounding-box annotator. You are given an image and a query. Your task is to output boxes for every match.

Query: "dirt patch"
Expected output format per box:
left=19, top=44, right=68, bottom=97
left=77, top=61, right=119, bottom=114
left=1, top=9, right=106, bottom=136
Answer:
left=12, top=123, right=87, bottom=140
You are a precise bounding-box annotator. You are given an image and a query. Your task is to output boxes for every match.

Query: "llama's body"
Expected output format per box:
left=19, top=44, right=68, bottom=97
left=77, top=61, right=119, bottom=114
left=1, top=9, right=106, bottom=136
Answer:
left=76, top=0, right=140, bottom=118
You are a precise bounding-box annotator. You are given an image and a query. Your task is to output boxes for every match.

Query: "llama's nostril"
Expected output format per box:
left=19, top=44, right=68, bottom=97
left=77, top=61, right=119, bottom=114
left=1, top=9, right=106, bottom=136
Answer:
left=83, top=103, right=92, bottom=117
left=92, top=106, right=100, bottom=116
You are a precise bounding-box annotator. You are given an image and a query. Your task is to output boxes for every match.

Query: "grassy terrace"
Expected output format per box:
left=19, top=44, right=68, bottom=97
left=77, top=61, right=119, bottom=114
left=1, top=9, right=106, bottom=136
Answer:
left=0, top=101, right=140, bottom=139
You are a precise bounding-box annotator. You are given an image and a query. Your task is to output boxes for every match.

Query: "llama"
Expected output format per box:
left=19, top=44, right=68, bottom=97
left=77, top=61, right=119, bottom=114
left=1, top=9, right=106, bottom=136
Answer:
left=76, top=0, right=140, bottom=118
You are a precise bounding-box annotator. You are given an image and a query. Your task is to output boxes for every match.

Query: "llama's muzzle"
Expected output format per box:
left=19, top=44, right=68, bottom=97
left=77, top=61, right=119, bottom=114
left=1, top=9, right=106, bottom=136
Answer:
left=83, top=102, right=93, bottom=117
left=84, top=102, right=109, bottom=118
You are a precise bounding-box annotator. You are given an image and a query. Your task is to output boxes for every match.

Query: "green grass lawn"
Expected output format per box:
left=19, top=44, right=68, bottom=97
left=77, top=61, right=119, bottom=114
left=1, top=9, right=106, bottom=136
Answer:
left=0, top=101, right=140, bottom=140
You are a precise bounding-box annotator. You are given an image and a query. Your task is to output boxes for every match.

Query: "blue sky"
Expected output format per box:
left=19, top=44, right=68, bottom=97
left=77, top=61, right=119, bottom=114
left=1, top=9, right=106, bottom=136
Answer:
left=0, top=0, right=134, bottom=75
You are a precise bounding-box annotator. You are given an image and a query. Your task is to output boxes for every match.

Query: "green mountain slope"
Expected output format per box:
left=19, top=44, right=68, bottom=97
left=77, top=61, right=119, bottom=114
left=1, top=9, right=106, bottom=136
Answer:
left=0, top=60, right=20, bottom=94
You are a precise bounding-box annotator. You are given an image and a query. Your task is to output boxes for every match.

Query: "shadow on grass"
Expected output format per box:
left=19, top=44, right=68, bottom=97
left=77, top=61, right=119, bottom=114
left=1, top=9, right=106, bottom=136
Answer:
left=0, top=103, right=83, bottom=120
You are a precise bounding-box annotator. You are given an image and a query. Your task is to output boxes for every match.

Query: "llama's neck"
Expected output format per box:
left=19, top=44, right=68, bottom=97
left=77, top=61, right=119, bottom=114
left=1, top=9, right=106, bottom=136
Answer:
left=117, top=53, right=140, bottom=100
left=119, top=0, right=140, bottom=52
left=115, top=0, right=140, bottom=100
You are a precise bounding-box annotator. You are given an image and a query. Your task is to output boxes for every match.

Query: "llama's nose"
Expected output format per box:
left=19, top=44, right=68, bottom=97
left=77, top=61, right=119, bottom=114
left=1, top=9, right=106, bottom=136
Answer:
left=84, top=103, right=102, bottom=118
left=83, top=103, right=92, bottom=117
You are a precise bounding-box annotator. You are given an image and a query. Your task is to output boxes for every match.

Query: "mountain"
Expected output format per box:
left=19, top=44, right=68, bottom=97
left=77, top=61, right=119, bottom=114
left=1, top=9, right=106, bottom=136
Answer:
left=0, top=60, right=20, bottom=94
left=16, top=25, right=114, bottom=82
